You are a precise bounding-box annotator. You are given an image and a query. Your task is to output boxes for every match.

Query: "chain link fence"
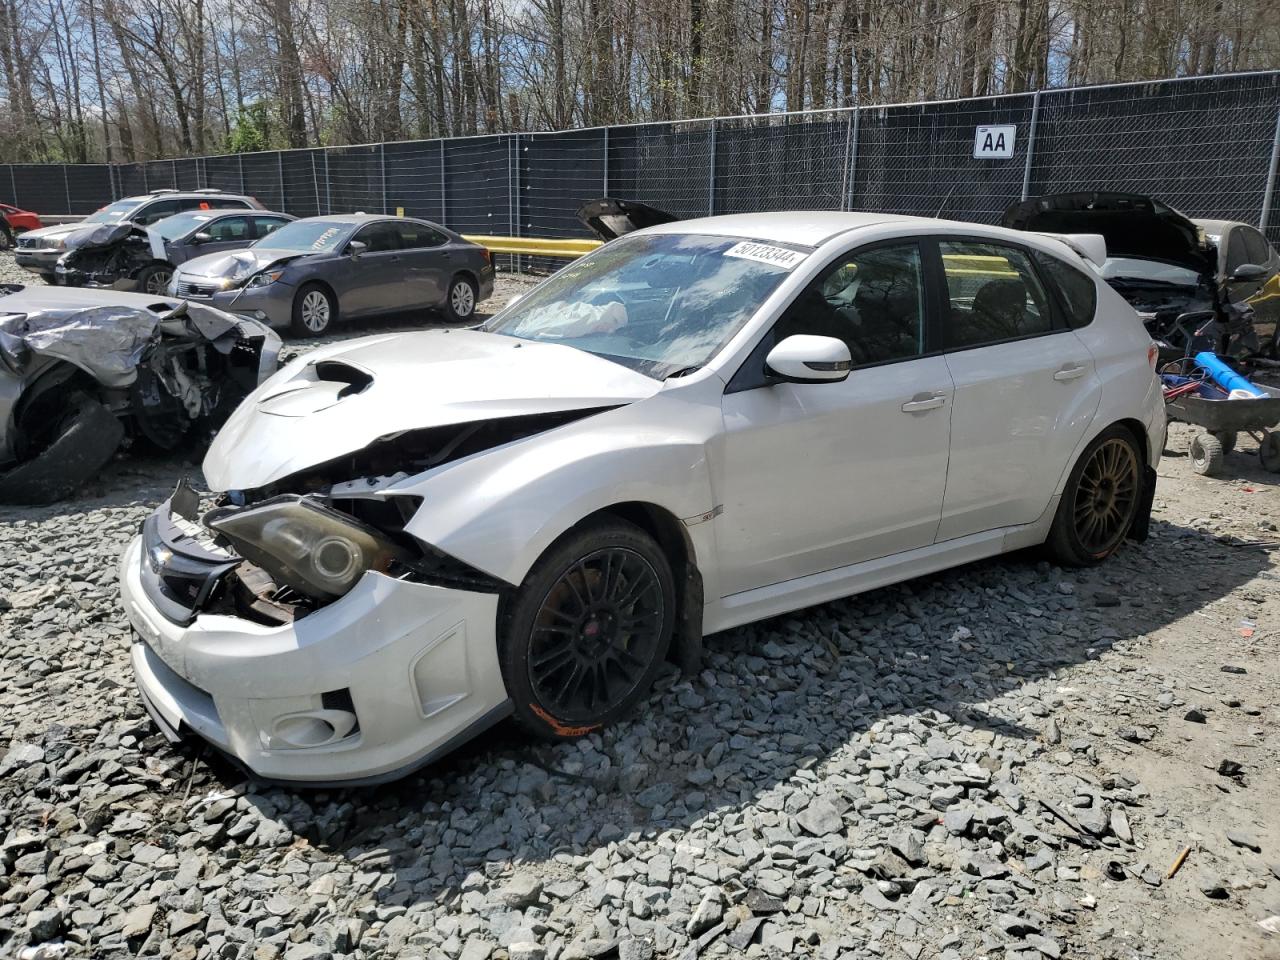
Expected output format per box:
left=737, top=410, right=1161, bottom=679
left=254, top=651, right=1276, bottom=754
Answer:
left=4, top=71, right=1280, bottom=241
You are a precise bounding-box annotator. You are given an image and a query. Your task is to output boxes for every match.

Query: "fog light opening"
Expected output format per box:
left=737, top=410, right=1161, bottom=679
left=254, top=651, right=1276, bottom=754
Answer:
left=271, top=708, right=358, bottom=748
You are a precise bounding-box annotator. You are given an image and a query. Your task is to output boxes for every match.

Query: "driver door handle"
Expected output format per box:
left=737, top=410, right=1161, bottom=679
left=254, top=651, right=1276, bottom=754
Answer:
left=902, top=391, right=948, bottom=413
left=1054, top=362, right=1088, bottom=381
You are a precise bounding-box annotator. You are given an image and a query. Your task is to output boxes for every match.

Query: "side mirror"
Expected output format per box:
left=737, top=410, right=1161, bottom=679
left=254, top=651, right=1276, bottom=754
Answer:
left=1229, top=262, right=1268, bottom=283
left=765, top=334, right=852, bottom=384
left=347, top=240, right=368, bottom=258
left=191, top=231, right=214, bottom=244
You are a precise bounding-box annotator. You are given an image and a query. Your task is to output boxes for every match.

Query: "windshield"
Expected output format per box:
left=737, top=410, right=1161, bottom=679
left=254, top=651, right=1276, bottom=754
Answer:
left=482, top=233, right=805, bottom=376
left=1102, top=257, right=1201, bottom=286
left=84, top=199, right=144, bottom=225
left=254, top=219, right=350, bottom=253
left=152, top=211, right=217, bottom=240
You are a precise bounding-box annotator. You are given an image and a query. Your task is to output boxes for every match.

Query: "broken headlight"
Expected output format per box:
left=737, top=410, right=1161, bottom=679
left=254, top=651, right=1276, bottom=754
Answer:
left=243, top=270, right=284, bottom=289
left=207, top=495, right=410, bottom=601
left=0, top=328, right=29, bottom=374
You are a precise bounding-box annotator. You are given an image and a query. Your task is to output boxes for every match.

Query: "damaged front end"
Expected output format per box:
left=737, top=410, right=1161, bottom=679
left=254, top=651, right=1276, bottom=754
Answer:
left=0, top=293, right=282, bottom=504
left=54, top=222, right=160, bottom=291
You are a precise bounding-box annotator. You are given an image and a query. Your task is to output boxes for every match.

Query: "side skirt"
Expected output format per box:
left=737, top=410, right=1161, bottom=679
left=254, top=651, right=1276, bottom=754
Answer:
left=705, top=519, right=1051, bottom=636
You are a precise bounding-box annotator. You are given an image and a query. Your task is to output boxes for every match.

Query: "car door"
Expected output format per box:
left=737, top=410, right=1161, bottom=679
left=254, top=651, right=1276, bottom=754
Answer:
left=337, top=222, right=405, bottom=316
left=716, top=240, right=955, bottom=596
left=393, top=221, right=450, bottom=308
left=188, top=214, right=254, bottom=259
left=934, top=237, right=1100, bottom=542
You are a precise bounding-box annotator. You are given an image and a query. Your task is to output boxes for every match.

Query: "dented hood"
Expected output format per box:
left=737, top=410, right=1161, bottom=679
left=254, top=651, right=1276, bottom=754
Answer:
left=179, top=247, right=305, bottom=280
left=202, top=328, right=664, bottom=491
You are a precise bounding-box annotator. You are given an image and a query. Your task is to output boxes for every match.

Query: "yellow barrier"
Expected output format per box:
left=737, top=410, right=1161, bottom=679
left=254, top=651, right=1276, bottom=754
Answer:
left=462, top=234, right=603, bottom=258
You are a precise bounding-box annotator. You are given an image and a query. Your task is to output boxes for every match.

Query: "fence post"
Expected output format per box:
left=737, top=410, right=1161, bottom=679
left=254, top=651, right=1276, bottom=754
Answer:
left=171, top=158, right=177, bottom=189
left=309, top=152, right=319, bottom=214
left=439, top=139, right=447, bottom=227
left=707, top=119, right=717, bottom=216
left=845, top=106, right=861, bottom=211
left=63, top=166, right=72, bottom=214
left=142, top=162, right=149, bottom=194
left=1261, top=105, right=1280, bottom=233
left=603, top=127, right=609, bottom=196
left=324, top=149, right=332, bottom=214
left=278, top=151, right=287, bottom=211
left=1021, top=90, right=1042, bottom=201
left=238, top=155, right=245, bottom=195
left=380, top=144, right=388, bottom=214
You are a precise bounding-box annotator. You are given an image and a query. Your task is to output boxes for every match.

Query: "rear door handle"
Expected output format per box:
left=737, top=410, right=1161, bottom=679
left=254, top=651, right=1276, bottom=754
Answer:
left=902, top=392, right=948, bottom=413
left=1054, top=362, right=1088, bottom=381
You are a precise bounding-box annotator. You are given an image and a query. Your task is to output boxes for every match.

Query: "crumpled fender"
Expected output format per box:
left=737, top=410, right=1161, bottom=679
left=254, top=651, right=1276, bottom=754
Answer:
left=389, top=385, right=725, bottom=587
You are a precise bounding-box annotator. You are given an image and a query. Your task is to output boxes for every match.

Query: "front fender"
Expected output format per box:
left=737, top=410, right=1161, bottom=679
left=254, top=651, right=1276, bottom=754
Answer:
left=393, top=391, right=723, bottom=586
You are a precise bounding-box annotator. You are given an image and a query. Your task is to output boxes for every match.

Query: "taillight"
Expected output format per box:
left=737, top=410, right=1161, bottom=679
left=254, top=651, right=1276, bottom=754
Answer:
left=1147, top=342, right=1159, bottom=371
left=482, top=248, right=492, bottom=265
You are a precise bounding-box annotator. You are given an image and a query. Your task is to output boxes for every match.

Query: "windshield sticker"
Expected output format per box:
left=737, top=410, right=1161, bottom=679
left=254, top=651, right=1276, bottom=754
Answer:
left=312, top=228, right=341, bottom=250
left=724, top=241, right=808, bottom=270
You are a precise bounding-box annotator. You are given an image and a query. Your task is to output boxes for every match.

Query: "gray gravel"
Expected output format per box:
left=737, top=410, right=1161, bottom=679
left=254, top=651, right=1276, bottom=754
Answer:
left=2, top=250, right=1280, bottom=960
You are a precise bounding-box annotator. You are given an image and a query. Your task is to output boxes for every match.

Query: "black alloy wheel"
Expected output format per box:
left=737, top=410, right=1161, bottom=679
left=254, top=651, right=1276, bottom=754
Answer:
left=500, top=519, right=676, bottom=738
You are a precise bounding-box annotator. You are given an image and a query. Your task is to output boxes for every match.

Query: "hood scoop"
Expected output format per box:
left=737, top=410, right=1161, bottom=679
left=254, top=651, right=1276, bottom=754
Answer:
left=258, top=360, right=375, bottom=417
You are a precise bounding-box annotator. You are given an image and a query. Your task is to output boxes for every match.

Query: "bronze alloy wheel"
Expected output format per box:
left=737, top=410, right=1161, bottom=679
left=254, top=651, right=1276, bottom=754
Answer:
left=526, top=547, right=666, bottom=724
left=1072, top=436, right=1139, bottom=555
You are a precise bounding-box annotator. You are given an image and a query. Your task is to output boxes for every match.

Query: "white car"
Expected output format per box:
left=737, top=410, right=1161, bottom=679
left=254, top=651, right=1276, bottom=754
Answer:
left=119, top=212, right=1165, bottom=785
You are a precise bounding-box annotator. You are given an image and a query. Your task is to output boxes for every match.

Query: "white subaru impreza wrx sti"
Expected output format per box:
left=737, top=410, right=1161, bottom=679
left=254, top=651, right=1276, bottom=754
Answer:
left=119, top=211, right=1165, bottom=784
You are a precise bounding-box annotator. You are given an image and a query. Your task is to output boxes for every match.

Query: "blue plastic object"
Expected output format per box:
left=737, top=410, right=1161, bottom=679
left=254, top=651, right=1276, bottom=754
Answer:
left=1193, top=351, right=1266, bottom=398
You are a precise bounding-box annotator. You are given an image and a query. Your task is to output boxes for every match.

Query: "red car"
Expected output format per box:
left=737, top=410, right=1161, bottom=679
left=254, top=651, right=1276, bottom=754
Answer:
left=0, top=203, right=43, bottom=250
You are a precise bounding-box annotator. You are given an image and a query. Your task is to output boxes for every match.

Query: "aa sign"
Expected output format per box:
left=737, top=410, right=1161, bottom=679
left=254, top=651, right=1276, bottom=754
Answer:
left=974, top=125, right=1016, bottom=159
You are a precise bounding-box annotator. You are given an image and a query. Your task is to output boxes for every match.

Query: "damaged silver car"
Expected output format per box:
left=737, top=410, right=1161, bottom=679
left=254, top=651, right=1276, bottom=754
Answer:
left=0, top=285, right=282, bottom=504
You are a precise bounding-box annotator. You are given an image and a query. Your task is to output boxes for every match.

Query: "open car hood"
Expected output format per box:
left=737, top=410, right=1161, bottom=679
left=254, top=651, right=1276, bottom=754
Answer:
left=202, top=328, right=664, bottom=492
left=576, top=198, right=679, bottom=241
left=1002, top=192, right=1213, bottom=275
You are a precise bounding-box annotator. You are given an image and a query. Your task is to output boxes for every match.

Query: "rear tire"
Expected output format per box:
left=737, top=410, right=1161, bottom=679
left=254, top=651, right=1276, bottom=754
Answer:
left=0, top=222, right=12, bottom=251
left=1189, top=433, right=1224, bottom=476
left=499, top=519, right=675, bottom=740
left=1259, top=431, right=1280, bottom=473
left=291, top=283, right=336, bottom=337
left=1045, top=425, right=1143, bottom=566
left=444, top=275, right=478, bottom=322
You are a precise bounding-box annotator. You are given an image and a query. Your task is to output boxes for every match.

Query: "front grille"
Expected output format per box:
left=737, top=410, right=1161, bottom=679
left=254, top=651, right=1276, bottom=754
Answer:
left=16, top=237, right=43, bottom=249
left=176, top=279, right=218, bottom=298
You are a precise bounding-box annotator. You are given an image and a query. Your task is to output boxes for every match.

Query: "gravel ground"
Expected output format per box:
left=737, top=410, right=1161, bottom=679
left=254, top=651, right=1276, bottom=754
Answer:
left=2, top=249, right=1279, bottom=960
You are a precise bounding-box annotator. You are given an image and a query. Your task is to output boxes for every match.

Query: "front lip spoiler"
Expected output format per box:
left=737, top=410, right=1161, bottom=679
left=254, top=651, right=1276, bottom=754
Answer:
left=137, top=681, right=514, bottom=788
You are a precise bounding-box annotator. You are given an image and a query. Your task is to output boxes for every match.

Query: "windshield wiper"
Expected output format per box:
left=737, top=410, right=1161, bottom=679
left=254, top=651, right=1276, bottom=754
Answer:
left=664, top=365, right=701, bottom=379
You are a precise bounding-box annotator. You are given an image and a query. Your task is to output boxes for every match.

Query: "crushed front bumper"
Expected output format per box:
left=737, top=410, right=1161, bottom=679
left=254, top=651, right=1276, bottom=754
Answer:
left=119, top=526, right=511, bottom=785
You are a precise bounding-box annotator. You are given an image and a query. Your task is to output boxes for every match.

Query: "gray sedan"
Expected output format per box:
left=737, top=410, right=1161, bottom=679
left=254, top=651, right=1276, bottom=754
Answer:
left=169, top=214, right=496, bottom=337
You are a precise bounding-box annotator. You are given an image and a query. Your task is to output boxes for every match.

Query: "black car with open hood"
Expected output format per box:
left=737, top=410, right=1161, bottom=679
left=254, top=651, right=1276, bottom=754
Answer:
left=1003, top=192, right=1279, bottom=360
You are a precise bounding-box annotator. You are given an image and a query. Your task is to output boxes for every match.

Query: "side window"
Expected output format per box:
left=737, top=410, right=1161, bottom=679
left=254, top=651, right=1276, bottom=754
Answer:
left=1031, top=251, right=1097, bottom=329
left=1242, top=226, right=1273, bottom=267
left=351, top=223, right=400, bottom=253
left=940, top=240, right=1053, bottom=349
left=253, top=217, right=289, bottom=240
left=395, top=222, right=447, bottom=249
left=1225, top=228, right=1249, bottom=273
left=134, top=199, right=179, bottom=225
left=204, top=216, right=252, bottom=242
left=773, top=243, right=924, bottom=367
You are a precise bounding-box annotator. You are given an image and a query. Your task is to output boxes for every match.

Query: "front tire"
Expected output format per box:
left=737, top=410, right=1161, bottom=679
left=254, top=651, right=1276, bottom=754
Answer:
left=291, top=283, right=336, bottom=337
left=1046, top=426, right=1143, bottom=566
left=136, top=263, right=174, bottom=296
left=444, top=275, right=478, bottom=322
left=0, top=222, right=13, bottom=251
left=499, top=519, right=675, bottom=739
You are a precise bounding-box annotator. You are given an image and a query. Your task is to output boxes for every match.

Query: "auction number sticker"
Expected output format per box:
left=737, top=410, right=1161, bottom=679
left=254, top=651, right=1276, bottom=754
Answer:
left=724, top=241, right=808, bottom=269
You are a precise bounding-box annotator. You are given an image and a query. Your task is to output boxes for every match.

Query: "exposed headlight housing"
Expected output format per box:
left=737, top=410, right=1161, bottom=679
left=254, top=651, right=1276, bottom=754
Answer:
left=207, top=495, right=410, bottom=600
left=0, top=328, right=29, bottom=374
left=242, top=270, right=284, bottom=289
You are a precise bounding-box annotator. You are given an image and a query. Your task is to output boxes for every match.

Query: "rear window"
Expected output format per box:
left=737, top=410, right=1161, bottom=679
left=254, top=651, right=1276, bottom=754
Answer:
left=1033, top=251, right=1098, bottom=329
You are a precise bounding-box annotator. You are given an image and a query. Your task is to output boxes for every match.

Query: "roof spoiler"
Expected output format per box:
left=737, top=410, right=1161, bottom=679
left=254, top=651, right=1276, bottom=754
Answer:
left=1034, top=232, right=1107, bottom=269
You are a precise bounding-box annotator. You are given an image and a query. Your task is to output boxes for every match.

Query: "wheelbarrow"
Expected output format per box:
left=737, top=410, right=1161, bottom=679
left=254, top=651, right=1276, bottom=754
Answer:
left=1162, top=376, right=1280, bottom=476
